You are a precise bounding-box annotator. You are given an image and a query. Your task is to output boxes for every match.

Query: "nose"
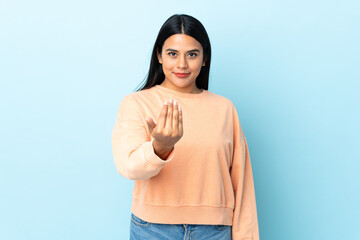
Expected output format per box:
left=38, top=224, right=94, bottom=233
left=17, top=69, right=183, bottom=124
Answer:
left=177, top=55, right=188, bottom=69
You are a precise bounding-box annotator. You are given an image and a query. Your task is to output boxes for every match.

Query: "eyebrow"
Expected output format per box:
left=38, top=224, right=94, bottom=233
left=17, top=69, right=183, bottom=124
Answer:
left=165, top=48, right=200, bottom=53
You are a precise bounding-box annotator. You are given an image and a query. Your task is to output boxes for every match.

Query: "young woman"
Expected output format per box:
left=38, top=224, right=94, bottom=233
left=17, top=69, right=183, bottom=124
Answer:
left=111, top=14, right=259, bottom=240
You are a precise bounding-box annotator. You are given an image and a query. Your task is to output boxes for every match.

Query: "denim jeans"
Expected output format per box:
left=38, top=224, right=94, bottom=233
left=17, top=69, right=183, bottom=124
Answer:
left=130, top=212, right=232, bottom=240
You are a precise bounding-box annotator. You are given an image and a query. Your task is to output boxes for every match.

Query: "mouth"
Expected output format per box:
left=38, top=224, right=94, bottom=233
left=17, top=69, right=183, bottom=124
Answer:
left=174, top=72, right=190, bottom=78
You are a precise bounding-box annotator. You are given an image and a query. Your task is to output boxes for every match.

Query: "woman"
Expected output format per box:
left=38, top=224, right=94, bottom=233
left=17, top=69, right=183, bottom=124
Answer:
left=111, top=14, right=259, bottom=240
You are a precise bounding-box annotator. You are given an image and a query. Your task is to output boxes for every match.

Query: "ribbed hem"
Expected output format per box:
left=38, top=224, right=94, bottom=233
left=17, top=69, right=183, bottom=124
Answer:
left=131, top=197, right=233, bottom=226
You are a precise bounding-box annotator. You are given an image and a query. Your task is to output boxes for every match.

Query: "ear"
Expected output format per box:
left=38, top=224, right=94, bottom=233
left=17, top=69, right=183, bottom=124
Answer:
left=156, top=48, right=162, bottom=64
left=202, top=55, right=207, bottom=67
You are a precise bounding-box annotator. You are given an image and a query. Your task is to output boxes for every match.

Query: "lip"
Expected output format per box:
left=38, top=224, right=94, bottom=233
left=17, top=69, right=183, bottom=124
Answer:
left=174, top=72, right=190, bottom=78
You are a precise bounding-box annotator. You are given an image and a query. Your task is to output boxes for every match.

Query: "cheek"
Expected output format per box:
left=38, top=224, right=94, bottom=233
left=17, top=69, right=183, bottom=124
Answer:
left=162, top=59, right=176, bottom=70
left=190, top=60, right=203, bottom=70
left=162, top=64, right=174, bottom=76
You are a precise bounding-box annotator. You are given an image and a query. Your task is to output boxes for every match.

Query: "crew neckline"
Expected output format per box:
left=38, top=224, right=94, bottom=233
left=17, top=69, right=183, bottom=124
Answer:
left=153, top=84, right=208, bottom=98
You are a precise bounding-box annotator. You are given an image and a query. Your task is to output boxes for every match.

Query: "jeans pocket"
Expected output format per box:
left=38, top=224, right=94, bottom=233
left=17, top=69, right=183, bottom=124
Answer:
left=131, top=213, right=151, bottom=227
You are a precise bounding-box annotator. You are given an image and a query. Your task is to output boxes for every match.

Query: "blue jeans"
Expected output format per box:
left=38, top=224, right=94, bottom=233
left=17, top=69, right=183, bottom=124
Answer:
left=130, top=212, right=232, bottom=240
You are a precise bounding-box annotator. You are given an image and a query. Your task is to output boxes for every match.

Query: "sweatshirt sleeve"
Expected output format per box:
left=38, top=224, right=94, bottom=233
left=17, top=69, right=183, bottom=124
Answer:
left=111, top=95, right=175, bottom=181
left=231, top=104, right=260, bottom=240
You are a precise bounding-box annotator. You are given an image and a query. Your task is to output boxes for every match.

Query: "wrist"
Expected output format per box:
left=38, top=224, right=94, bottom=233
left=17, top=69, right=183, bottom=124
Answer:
left=153, top=139, right=173, bottom=151
left=152, top=140, right=174, bottom=160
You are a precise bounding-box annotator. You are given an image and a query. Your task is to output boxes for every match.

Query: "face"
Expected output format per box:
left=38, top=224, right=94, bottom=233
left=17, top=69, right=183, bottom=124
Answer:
left=157, top=34, right=206, bottom=93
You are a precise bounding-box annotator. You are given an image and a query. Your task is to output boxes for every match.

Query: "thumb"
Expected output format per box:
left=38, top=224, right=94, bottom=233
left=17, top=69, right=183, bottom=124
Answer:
left=145, top=116, right=156, bottom=133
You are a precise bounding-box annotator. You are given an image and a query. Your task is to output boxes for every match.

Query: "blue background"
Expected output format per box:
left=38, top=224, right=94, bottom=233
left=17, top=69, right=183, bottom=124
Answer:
left=1, top=0, right=359, bottom=239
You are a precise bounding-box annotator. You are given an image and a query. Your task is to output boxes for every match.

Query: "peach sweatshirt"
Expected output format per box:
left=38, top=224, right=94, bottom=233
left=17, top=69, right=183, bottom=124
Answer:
left=111, top=84, right=259, bottom=239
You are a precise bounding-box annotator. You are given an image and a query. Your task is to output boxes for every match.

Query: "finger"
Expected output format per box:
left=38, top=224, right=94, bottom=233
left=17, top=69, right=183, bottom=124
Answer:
left=165, top=98, right=173, bottom=130
left=157, top=100, right=168, bottom=129
left=173, top=99, right=179, bottom=131
left=178, top=105, right=183, bottom=135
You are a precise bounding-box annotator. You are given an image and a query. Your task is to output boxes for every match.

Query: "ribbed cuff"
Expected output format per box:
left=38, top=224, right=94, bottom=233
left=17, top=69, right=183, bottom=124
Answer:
left=143, top=138, right=175, bottom=167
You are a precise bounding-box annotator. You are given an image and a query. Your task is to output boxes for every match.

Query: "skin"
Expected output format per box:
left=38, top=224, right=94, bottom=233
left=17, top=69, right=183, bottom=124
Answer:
left=145, top=34, right=206, bottom=159
left=157, top=33, right=206, bottom=94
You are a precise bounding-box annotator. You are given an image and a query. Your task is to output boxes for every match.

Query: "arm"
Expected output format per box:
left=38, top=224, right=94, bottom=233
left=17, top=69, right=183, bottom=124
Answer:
left=111, top=95, right=175, bottom=181
left=231, top=105, right=260, bottom=239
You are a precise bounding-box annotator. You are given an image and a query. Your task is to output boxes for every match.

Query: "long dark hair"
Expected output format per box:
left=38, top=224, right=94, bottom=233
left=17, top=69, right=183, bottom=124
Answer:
left=133, top=14, right=212, bottom=92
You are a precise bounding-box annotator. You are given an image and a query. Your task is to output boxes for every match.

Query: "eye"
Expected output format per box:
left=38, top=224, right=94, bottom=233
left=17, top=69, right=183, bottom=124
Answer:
left=188, top=53, right=197, bottom=57
left=168, top=52, right=177, bottom=56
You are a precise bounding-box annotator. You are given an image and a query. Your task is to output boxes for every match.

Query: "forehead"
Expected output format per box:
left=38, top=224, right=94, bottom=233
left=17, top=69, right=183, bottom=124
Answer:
left=163, top=34, right=202, bottom=51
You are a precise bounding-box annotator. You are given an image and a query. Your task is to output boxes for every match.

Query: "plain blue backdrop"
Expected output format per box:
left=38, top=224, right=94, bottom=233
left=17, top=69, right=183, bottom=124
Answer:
left=1, top=0, right=359, bottom=239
